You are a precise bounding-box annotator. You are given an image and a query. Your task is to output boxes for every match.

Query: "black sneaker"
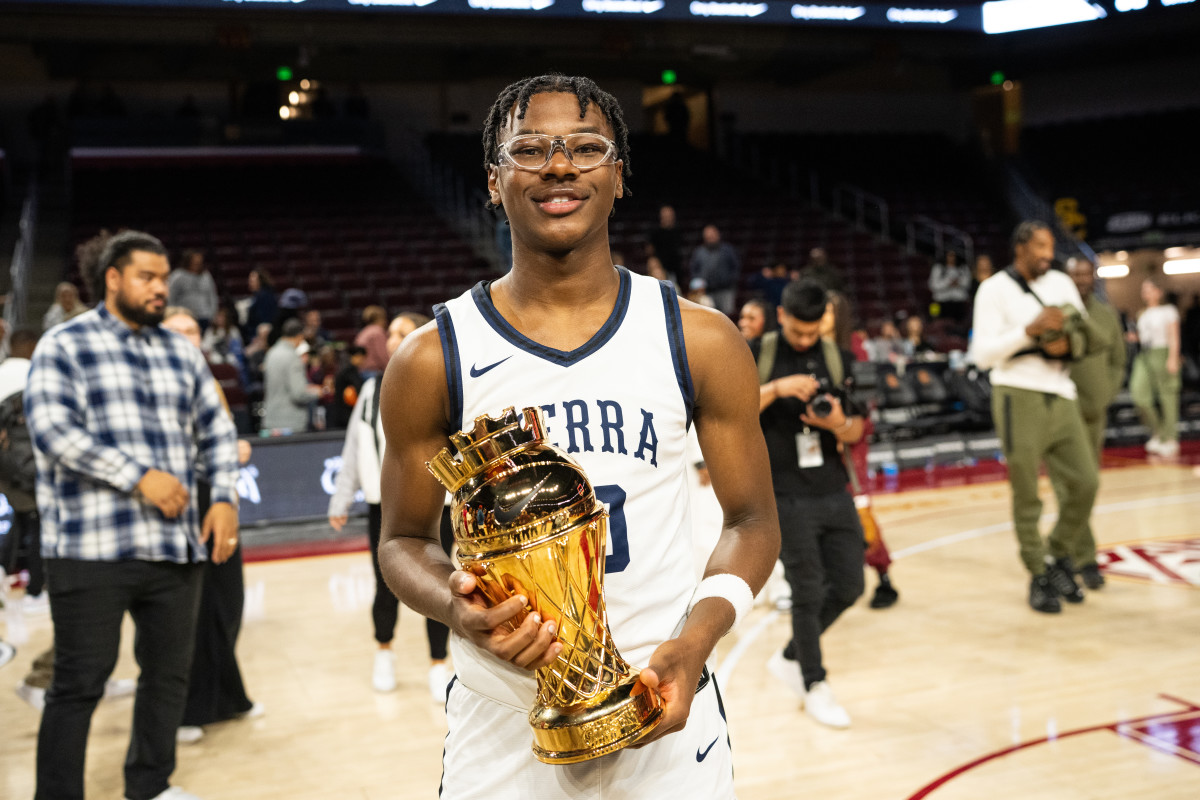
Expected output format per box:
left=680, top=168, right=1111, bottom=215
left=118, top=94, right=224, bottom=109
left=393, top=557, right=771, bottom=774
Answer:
left=869, top=574, right=899, bottom=609
left=1046, top=557, right=1085, bottom=603
left=1079, top=562, right=1106, bottom=590
left=1029, top=574, right=1062, bottom=614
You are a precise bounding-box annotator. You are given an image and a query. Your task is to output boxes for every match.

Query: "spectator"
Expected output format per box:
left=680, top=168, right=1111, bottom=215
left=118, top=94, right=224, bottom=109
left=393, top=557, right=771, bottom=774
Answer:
left=971, top=221, right=1096, bottom=614
left=329, top=346, right=367, bottom=430
left=868, top=320, right=905, bottom=364
left=269, top=287, right=308, bottom=347
left=753, top=262, right=790, bottom=308
left=648, top=204, right=684, bottom=286
left=799, top=247, right=844, bottom=294
left=644, top=254, right=678, bottom=291
left=1062, top=257, right=1126, bottom=590
left=42, top=282, right=88, bottom=330
left=1, top=328, right=44, bottom=607
left=167, top=250, right=218, bottom=331
left=689, top=224, right=740, bottom=314
left=902, top=315, right=935, bottom=359
left=687, top=277, right=715, bottom=308
left=757, top=280, right=865, bottom=728
left=261, top=317, right=321, bottom=434
left=329, top=312, right=451, bottom=701
left=355, top=305, right=390, bottom=375
left=971, top=254, right=995, bottom=301
left=240, top=268, right=277, bottom=341
left=738, top=298, right=774, bottom=343
left=302, top=308, right=332, bottom=350
left=928, top=250, right=972, bottom=325
left=24, top=230, right=239, bottom=800
left=202, top=305, right=244, bottom=370
left=1130, top=278, right=1182, bottom=458
left=161, top=307, right=261, bottom=745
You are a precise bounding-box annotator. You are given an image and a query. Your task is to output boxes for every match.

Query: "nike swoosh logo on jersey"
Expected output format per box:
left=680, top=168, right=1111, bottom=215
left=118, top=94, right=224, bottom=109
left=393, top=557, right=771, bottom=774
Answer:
left=469, top=356, right=512, bottom=378
left=493, top=475, right=549, bottom=524
left=696, top=736, right=719, bottom=762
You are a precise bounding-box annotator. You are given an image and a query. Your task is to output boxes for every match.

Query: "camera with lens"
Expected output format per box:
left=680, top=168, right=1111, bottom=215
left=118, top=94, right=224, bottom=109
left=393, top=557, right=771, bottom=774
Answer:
left=806, top=378, right=846, bottom=419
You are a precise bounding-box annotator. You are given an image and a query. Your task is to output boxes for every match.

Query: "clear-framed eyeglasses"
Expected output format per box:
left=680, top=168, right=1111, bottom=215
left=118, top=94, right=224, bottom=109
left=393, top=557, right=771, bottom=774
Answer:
left=496, top=133, right=618, bottom=172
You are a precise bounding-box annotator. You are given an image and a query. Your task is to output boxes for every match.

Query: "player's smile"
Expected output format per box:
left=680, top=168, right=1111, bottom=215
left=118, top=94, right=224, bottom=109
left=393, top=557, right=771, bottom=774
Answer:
left=531, top=185, right=586, bottom=216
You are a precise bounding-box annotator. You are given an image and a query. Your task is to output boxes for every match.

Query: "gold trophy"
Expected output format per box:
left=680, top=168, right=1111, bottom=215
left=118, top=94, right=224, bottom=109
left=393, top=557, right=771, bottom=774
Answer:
left=427, top=406, right=664, bottom=764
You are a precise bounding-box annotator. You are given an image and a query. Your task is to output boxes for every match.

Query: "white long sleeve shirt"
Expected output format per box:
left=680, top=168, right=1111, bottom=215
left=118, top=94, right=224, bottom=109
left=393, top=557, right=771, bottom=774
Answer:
left=970, top=268, right=1086, bottom=400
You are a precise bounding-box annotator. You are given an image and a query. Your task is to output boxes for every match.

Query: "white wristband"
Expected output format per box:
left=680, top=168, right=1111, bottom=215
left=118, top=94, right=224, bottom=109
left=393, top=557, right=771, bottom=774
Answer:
left=688, top=573, right=755, bottom=629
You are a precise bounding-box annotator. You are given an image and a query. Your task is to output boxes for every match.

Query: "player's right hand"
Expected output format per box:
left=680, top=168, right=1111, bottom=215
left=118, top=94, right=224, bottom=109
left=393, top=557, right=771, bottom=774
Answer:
left=448, top=570, right=562, bottom=671
left=137, top=469, right=189, bottom=518
left=328, top=514, right=348, bottom=531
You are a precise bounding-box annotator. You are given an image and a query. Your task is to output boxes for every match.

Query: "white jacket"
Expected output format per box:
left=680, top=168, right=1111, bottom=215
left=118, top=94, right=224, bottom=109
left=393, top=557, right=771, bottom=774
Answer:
left=328, top=377, right=385, bottom=513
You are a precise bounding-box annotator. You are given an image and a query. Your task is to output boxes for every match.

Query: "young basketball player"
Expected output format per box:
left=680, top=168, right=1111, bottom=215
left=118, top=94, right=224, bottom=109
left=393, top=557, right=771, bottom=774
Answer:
left=377, top=75, right=779, bottom=799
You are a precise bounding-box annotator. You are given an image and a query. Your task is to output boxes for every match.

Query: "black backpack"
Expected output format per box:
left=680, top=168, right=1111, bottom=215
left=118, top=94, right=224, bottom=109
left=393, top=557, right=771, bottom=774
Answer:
left=0, top=391, right=37, bottom=505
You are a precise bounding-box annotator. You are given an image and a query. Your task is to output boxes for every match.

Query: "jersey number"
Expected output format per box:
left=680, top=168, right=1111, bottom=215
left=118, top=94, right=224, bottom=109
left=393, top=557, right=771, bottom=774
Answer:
left=595, top=484, right=629, bottom=574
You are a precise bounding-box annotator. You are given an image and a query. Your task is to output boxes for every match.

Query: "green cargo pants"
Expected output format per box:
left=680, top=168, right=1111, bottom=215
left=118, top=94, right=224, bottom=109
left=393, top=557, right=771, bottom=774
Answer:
left=992, top=386, right=1100, bottom=575
left=1130, top=347, right=1181, bottom=443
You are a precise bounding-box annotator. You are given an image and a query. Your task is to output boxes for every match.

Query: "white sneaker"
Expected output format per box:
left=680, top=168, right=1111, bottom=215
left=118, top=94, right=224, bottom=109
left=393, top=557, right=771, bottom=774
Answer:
left=1157, top=440, right=1180, bottom=458
left=15, top=681, right=46, bottom=711
left=803, top=681, right=851, bottom=729
left=372, top=650, right=396, bottom=693
left=766, top=650, right=806, bottom=699
left=428, top=663, right=449, bottom=704
left=239, top=701, right=265, bottom=719
left=1146, top=436, right=1164, bottom=455
left=176, top=726, right=204, bottom=744
left=104, top=678, right=136, bottom=700
left=128, top=786, right=203, bottom=800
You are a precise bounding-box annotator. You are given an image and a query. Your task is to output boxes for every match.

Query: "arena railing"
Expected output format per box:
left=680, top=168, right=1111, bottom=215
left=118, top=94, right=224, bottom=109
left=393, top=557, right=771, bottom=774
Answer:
left=831, top=182, right=889, bottom=239
left=905, top=215, right=975, bottom=267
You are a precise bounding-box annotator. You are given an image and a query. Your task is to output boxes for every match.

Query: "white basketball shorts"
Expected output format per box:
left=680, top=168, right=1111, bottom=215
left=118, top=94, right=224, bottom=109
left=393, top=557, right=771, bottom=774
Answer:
left=439, top=670, right=736, bottom=800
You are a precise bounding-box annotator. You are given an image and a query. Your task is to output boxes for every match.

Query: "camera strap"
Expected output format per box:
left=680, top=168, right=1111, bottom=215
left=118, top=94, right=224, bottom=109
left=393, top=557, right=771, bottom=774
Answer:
left=1005, top=266, right=1053, bottom=359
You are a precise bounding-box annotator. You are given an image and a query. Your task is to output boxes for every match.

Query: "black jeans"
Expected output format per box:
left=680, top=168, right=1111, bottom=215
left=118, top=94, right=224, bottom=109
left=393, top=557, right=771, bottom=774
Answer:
left=37, top=558, right=203, bottom=800
left=776, top=491, right=865, bottom=689
left=368, top=503, right=454, bottom=660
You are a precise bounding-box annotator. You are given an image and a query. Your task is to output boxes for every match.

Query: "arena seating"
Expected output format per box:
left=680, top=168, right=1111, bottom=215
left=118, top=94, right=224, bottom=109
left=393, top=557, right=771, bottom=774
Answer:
left=69, top=155, right=493, bottom=343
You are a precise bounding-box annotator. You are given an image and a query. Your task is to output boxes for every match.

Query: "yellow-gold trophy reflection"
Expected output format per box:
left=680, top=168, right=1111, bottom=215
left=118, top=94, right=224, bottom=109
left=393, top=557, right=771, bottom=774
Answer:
left=427, top=406, right=663, bottom=764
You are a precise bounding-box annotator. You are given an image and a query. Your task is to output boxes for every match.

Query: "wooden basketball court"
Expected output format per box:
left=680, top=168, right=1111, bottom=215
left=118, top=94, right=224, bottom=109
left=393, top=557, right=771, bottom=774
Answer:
left=3, top=455, right=1198, bottom=799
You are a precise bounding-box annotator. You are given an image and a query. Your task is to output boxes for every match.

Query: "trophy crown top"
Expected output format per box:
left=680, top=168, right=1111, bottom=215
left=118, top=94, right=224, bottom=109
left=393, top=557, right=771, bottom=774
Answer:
left=426, top=406, right=547, bottom=491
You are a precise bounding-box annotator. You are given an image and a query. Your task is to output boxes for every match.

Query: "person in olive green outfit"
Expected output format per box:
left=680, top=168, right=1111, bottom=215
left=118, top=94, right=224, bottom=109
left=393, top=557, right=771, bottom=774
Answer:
left=1062, top=257, right=1127, bottom=589
left=1129, top=279, right=1182, bottom=458
left=971, top=222, right=1098, bottom=614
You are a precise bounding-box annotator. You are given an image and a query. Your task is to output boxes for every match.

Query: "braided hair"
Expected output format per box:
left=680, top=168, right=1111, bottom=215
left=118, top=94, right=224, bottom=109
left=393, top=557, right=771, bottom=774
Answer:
left=481, top=74, right=632, bottom=210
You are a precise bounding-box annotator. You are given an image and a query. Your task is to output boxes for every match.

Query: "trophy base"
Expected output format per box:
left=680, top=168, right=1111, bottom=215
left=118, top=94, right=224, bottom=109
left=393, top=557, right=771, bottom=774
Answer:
left=529, top=671, right=664, bottom=765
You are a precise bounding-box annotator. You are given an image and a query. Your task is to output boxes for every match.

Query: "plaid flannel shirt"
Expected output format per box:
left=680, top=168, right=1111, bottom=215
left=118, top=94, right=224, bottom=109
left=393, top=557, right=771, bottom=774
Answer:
left=24, top=304, right=239, bottom=563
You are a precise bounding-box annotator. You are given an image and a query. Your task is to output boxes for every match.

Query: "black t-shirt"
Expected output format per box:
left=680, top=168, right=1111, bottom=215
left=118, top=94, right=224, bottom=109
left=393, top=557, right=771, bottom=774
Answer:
left=753, top=337, right=861, bottom=497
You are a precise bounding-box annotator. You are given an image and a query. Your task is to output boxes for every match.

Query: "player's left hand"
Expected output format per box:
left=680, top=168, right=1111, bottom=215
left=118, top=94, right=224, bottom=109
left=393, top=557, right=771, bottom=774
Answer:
left=202, top=502, right=240, bottom=564
left=631, top=638, right=708, bottom=746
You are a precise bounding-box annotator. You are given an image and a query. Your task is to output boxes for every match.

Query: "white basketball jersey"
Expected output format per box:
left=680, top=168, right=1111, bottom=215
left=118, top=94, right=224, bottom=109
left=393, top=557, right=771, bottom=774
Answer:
left=435, top=266, right=698, bottom=709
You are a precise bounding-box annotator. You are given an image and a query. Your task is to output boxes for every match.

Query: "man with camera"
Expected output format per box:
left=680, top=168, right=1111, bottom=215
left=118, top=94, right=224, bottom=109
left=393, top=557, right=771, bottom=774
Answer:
left=756, top=279, right=865, bottom=728
left=971, top=221, right=1098, bottom=614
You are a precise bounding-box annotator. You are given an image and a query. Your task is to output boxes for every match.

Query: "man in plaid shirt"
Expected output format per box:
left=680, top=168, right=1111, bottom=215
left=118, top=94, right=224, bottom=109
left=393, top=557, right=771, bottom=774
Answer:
left=25, top=230, right=239, bottom=800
